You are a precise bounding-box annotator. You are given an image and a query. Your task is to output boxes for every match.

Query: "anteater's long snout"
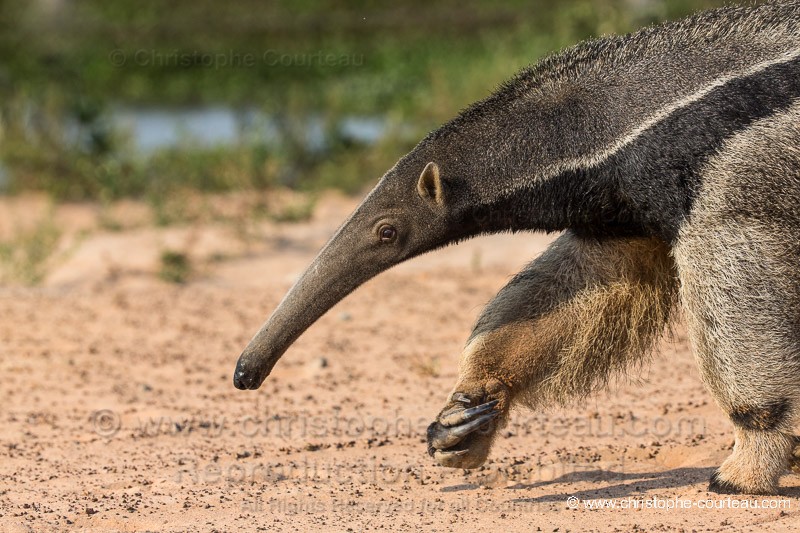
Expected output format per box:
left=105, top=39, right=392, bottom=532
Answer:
left=233, top=254, right=356, bottom=389
left=233, top=337, right=283, bottom=390
left=233, top=213, right=386, bottom=390
left=233, top=270, right=319, bottom=389
left=233, top=301, right=297, bottom=389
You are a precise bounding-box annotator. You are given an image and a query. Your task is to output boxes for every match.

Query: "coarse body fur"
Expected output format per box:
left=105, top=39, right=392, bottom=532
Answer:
left=236, top=1, right=800, bottom=494
left=428, top=0, right=800, bottom=494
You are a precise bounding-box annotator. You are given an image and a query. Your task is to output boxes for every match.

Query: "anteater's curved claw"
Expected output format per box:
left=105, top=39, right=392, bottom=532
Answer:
left=427, top=407, right=499, bottom=451
left=439, top=399, right=499, bottom=427
left=452, top=392, right=472, bottom=405
left=432, top=448, right=470, bottom=463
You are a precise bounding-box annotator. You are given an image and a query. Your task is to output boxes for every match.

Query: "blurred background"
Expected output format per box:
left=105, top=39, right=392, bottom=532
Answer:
left=0, top=0, right=730, bottom=284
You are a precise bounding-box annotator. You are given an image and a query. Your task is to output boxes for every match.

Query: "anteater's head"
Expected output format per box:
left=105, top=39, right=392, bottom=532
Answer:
left=233, top=67, right=556, bottom=390
left=233, top=135, right=494, bottom=390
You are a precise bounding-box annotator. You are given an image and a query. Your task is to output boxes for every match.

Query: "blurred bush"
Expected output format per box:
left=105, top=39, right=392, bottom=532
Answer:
left=0, top=0, right=730, bottom=202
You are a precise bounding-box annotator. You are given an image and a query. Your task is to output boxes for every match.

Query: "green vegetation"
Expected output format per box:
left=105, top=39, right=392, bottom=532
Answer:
left=1, top=0, right=732, bottom=203
left=0, top=212, right=62, bottom=285
left=158, top=250, right=192, bottom=284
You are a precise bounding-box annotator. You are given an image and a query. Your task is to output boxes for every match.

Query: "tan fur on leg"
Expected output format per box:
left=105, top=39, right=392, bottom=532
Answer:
left=428, top=232, right=678, bottom=468
left=456, top=232, right=677, bottom=409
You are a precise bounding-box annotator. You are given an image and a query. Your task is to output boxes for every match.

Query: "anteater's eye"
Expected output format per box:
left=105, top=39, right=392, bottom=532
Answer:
left=378, top=224, right=397, bottom=243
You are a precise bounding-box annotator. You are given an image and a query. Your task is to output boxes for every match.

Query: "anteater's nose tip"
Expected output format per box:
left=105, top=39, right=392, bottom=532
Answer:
left=233, top=359, right=262, bottom=390
left=232, top=369, right=248, bottom=390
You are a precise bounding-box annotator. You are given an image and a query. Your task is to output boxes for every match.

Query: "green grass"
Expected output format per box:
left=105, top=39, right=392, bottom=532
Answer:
left=158, top=250, right=192, bottom=284
left=267, top=195, right=317, bottom=223
left=0, top=213, right=62, bottom=285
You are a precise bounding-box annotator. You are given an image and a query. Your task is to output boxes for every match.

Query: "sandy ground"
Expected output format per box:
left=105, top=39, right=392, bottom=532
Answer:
left=1, top=192, right=798, bottom=532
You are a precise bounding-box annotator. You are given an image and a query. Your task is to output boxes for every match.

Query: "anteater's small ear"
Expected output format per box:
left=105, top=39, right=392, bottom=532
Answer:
left=416, top=162, right=444, bottom=205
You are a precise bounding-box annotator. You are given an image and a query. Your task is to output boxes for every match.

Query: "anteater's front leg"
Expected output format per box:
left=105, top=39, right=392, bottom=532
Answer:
left=428, top=231, right=678, bottom=468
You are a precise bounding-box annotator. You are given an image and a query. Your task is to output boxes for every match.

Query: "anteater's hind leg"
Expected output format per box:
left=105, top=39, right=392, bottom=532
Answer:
left=673, top=105, right=800, bottom=494
left=428, top=231, right=678, bottom=468
left=675, top=223, right=800, bottom=494
left=791, top=436, right=800, bottom=474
